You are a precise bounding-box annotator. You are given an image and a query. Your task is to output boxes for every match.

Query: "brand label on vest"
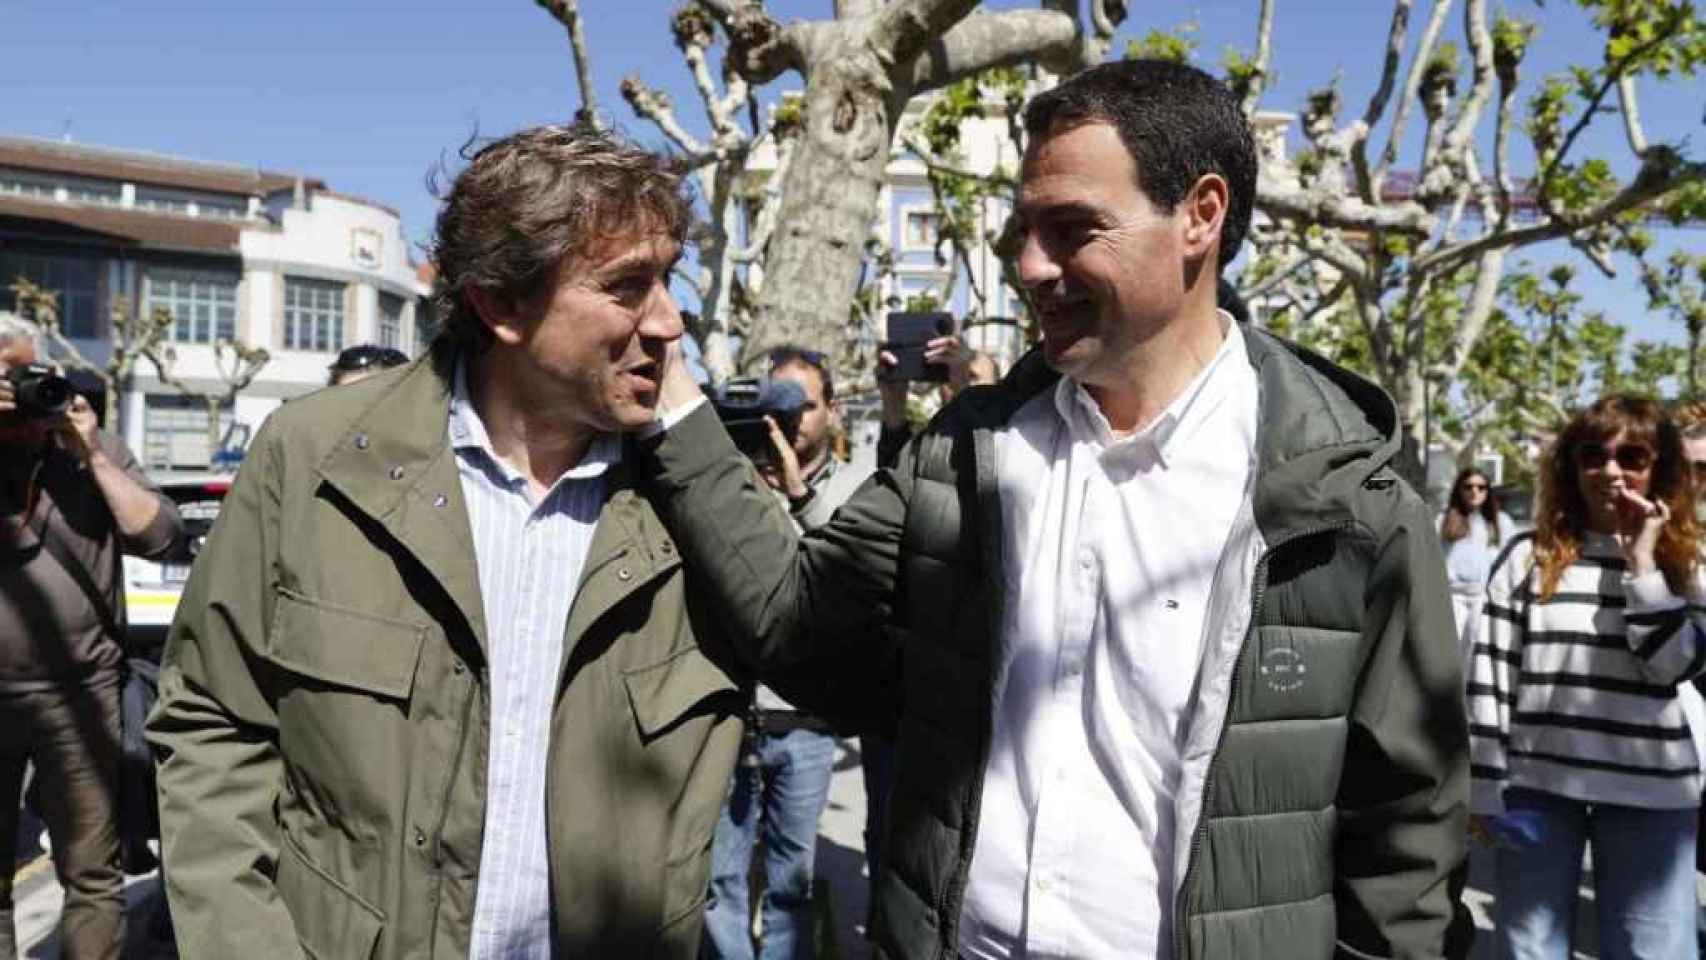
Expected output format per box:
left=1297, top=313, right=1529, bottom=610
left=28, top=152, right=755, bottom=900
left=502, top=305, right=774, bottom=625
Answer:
left=1260, top=645, right=1307, bottom=692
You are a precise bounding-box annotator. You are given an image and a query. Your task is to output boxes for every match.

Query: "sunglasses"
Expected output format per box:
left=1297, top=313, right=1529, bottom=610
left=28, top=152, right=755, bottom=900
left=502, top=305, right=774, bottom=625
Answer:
left=1462, top=482, right=1488, bottom=492
left=1576, top=442, right=1655, bottom=472
left=332, top=346, right=409, bottom=371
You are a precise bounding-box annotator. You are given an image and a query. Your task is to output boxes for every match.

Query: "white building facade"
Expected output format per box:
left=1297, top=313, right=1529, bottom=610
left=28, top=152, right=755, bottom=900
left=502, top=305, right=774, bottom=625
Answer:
left=0, top=136, right=431, bottom=475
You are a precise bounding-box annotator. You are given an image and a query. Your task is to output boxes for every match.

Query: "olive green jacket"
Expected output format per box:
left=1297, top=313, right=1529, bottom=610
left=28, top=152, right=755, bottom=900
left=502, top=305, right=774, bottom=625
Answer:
left=148, top=357, right=748, bottom=959
left=644, top=327, right=1469, bottom=960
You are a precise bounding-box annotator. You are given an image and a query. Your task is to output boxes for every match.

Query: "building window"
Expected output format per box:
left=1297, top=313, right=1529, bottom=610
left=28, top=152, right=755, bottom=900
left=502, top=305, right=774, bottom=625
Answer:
left=0, top=251, right=100, bottom=338
left=144, top=394, right=234, bottom=471
left=283, top=276, right=345, bottom=352
left=902, top=209, right=938, bottom=249
left=145, top=267, right=238, bottom=344
left=378, top=291, right=404, bottom=350
left=0, top=168, right=56, bottom=199
left=135, top=186, right=248, bottom=219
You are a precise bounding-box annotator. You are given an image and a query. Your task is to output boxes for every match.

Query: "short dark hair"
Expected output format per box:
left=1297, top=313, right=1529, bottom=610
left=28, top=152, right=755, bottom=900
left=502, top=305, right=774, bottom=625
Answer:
left=1024, top=59, right=1257, bottom=270
left=768, top=345, right=834, bottom=403
left=427, top=125, right=694, bottom=367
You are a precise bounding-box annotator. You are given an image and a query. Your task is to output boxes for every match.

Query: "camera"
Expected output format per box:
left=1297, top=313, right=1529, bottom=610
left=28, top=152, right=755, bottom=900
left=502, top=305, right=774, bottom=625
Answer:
left=5, top=363, right=73, bottom=418
left=878, top=311, right=956, bottom=383
left=708, top=376, right=806, bottom=463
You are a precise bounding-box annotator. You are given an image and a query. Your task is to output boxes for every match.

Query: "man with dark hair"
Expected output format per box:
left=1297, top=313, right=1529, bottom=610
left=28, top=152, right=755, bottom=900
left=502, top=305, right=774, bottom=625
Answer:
left=327, top=344, right=409, bottom=387
left=148, top=125, right=752, bottom=959
left=1, top=319, right=182, bottom=960
left=702, top=345, right=866, bottom=959
left=644, top=59, right=1467, bottom=960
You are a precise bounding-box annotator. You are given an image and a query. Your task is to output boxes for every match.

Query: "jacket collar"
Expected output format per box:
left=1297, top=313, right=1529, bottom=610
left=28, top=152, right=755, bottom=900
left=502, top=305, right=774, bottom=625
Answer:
left=316, top=357, right=492, bottom=648
left=314, top=355, right=682, bottom=661
left=974, top=325, right=1400, bottom=544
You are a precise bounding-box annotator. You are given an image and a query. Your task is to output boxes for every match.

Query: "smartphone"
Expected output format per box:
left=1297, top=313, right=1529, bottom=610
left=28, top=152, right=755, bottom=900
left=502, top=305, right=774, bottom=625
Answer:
left=879, top=311, right=956, bottom=383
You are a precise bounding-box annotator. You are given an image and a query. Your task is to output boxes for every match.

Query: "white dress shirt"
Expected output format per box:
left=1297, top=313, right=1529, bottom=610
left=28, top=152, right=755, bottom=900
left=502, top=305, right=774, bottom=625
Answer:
left=958, top=314, right=1258, bottom=960
left=450, top=364, right=619, bottom=960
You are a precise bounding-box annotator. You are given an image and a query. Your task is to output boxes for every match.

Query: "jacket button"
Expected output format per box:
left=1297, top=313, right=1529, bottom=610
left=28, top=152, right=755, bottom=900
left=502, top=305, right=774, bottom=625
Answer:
left=354, top=434, right=370, bottom=450
left=414, top=827, right=427, bottom=847
left=389, top=466, right=406, bottom=480
left=617, top=567, right=633, bottom=581
left=453, top=661, right=465, bottom=676
left=659, top=540, right=674, bottom=555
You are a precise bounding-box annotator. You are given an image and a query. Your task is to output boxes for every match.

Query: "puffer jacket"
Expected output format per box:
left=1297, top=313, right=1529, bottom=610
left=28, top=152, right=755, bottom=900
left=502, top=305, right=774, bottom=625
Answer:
left=645, top=325, right=1468, bottom=960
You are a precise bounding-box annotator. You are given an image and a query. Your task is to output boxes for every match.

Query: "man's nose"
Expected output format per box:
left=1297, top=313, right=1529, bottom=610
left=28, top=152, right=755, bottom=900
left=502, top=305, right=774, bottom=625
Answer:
left=641, top=284, right=684, bottom=342
left=1016, top=230, right=1061, bottom=291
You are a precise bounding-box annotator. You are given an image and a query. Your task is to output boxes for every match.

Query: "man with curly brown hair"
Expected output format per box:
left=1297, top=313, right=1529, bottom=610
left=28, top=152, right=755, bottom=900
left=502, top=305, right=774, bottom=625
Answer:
left=149, top=125, right=752, bottom=960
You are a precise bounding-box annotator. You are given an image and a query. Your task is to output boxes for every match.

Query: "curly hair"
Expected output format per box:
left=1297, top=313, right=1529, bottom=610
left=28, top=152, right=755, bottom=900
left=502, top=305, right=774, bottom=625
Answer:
left=426, top=124, right=693, bottom=371
left=1533, top=393, right=1699, bottom=599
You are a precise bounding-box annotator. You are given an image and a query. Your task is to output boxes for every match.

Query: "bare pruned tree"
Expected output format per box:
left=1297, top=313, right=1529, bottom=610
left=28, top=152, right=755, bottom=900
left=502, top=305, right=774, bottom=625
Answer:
left=536, top=0, right=1129, bottom=381
left=1238, top=0, right=1705, bottom=464
left=6, top=277, right=174, bottom=433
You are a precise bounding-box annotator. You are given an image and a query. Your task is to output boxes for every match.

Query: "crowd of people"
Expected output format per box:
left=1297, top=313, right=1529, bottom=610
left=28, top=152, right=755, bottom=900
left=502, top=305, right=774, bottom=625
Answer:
left=1, top=54, right=1701, bottom=960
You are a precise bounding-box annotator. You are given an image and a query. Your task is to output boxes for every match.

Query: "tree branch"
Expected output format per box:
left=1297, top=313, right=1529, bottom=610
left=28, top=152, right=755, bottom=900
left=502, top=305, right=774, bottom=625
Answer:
left=871, top=0, right=982, bottom=73
left=1444, top=0, right=1495, bottom=158
left=1416, top=153, right=1706, bottom=275
left=1351, top=0, right=1413, bottom=200
left=536, top=0, right=599, bottom=125
left=1374, top=0, right=1455, bottom=196
left=1257, top=188, right=1437, bottom=237
left=1492, top=35, right=1519, bottom=227
left=1536, top=10, right=1684, bottom=209
left=906, top=9, right=1079, bottom=92
left=1617, top=74, right=1648, bottom=156
left=620, top=75, right=710, bottom=159
left=1241, top=0, right=1278, bottom=119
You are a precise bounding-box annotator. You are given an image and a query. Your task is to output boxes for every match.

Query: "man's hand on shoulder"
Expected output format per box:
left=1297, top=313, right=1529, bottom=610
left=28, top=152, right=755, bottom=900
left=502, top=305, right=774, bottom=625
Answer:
left=657, top=338, right=703, bottom=420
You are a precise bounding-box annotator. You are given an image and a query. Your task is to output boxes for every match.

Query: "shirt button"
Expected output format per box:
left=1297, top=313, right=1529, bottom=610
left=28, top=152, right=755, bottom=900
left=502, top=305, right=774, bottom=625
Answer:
left=453, top=661, right=466, bottom=676
left=1078, top=549, right=1096, bottom=570
left=389, top=466, right=406, bottom=480
left=354, top=434, right=370, bottom=450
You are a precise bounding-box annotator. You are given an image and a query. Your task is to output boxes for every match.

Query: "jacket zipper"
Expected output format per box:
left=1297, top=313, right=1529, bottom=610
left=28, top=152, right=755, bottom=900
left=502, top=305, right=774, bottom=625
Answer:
left=1172, top=520, right=1354, bottom=960
left=934, top=427, right=1005, bottom=960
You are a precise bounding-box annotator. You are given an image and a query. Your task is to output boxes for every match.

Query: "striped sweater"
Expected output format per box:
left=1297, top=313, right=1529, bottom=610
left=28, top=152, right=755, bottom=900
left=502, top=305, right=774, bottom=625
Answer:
left=1468, top=531, right=1706, bottom=813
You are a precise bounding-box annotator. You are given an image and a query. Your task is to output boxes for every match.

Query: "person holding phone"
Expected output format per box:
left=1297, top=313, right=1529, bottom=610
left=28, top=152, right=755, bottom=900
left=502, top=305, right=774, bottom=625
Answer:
left=1470, top=393, right=1706, bottom=959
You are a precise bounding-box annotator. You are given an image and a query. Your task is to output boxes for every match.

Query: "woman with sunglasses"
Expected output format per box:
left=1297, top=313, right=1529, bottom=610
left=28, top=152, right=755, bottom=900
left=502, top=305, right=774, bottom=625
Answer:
left=1469, top=393, right=1706, bottom=959
left=1439, top=466, right=1514, bottom=666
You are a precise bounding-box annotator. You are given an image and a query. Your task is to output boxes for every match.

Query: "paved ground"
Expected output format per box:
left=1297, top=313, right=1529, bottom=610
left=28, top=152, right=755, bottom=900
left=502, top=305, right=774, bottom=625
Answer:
left=13, top=742, right=1706, bottom=958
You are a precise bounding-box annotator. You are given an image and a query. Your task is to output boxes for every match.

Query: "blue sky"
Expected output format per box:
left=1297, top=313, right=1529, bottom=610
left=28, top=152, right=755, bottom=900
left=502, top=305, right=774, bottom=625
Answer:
left=3, top=0, right=1699, bottom=343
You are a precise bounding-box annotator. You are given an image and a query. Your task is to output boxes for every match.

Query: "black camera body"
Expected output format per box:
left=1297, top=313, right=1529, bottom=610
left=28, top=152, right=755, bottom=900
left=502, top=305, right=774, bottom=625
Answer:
left=708, top=376, right=806, bottom=462
left=5, top=363, right=72, bottom=418
left=878, top=311, right=956, bottom=383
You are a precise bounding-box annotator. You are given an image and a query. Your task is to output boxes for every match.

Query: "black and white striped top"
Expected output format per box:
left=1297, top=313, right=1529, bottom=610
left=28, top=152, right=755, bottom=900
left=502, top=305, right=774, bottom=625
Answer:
left=1468, top=531, right=1706, bottom=813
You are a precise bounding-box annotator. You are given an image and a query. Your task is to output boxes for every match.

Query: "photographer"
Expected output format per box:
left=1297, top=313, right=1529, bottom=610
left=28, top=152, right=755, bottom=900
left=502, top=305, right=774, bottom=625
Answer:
left=702, top=346, right=867, bottom=960
left=0, top=314, right=182, bottom=959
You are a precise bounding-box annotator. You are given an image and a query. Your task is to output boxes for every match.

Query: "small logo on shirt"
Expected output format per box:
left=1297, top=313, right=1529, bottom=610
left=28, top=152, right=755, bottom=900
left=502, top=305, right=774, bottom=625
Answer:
left=1260, top=646, right=1307, bottom=693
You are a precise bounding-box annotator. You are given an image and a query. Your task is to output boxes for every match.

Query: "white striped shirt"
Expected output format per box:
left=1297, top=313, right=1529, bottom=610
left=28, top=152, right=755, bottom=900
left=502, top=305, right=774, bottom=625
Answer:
left=451, top=364, right=618, bottom=960
left=1469, top=531, right=1706, bottom=814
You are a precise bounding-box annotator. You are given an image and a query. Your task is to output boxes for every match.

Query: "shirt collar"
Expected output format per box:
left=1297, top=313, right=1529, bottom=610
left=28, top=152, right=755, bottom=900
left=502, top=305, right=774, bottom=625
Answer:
left=449, top=360, right=620, bottom=490
left=1053, top=310, right=1244, bottom=469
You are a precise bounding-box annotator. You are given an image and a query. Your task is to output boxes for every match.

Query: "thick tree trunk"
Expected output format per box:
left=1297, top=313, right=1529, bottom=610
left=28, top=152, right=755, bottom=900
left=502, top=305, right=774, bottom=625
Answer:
left=739, top=52, right=899, bottom=371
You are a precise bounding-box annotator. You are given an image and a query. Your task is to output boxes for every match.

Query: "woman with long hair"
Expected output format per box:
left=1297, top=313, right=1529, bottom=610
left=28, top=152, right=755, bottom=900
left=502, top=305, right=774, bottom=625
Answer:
left=1469, top=393, right=1706, bottom=959
left=1439, top=466, right=1514, bottom=665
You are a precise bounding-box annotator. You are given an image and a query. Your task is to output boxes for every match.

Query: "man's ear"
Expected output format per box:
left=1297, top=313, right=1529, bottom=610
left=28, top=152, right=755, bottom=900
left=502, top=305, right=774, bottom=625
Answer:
left=465, top=287, right=527, bottom=347
left=1181, top=173, right=1229, bottom=265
